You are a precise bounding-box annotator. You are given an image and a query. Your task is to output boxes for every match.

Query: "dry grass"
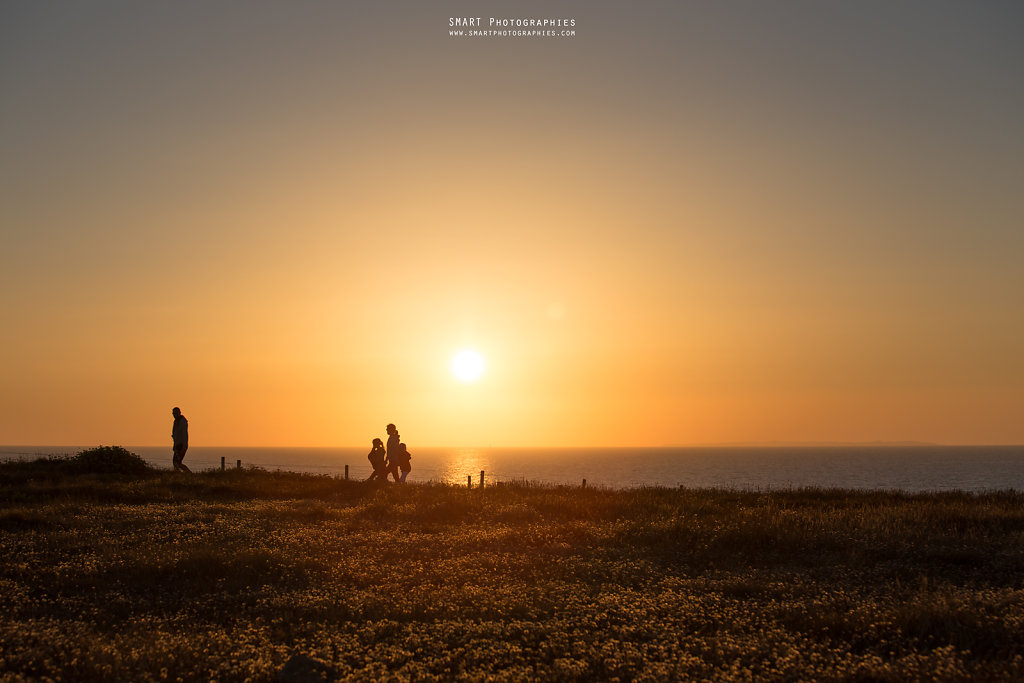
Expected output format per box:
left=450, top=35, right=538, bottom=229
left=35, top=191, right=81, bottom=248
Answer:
left=2, top=463, right=1024, bottom=680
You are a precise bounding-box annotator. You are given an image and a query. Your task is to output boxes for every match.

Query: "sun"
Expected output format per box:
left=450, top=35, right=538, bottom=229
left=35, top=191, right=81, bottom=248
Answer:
left=451, top=349, right=485, bottom=382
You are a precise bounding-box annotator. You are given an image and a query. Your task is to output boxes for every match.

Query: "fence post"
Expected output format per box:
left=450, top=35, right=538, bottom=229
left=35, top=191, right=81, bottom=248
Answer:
left=345, top=464, right=349, bottom=480
left=582, top=478, right=587, bottom=488
left=220, top=456, right=225, bottom=471
left=236, top=459, right=241, bottom=469
left=467, top=474, right=472, bottom=489
left=480, top=470, right=485, bottom=488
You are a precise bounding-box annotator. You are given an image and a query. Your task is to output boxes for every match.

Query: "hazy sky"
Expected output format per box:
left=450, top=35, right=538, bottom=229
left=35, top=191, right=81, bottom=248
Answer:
left=2, top=1, right=1022, bottom=447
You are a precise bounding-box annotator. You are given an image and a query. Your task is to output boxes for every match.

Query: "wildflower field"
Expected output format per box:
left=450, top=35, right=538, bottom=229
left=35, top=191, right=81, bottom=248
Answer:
left=2, top=451, right=1024, bottom=681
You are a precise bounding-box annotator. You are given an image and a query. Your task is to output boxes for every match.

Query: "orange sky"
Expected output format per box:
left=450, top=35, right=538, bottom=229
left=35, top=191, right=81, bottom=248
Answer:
left=1, top=2, right=1022, bottom=446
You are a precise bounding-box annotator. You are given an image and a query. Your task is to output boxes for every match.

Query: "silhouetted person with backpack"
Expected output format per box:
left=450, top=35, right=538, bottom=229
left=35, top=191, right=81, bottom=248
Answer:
left=385, top=423, right=402, bottom=483
left=171, top=407, right=191, bottom=473
left=365, top=438, right=387, bottom=481
left=397, top=442, right=412, bottom=483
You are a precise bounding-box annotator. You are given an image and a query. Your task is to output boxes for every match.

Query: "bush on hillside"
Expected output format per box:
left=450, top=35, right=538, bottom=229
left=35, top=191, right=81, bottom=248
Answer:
left=0, top=446, right=155, bottom=483
left=69, top=446, right=155, bottom=476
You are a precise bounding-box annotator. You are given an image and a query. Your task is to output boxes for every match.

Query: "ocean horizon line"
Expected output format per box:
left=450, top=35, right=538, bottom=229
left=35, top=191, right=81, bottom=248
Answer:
left=4, top=444, right=1023, bottom=493
left=3, top=442, right=1024, bottom=453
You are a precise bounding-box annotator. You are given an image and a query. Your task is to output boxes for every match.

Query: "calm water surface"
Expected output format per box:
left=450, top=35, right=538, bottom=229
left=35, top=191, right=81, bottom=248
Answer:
left=4, top=445, right=1024, bottom=492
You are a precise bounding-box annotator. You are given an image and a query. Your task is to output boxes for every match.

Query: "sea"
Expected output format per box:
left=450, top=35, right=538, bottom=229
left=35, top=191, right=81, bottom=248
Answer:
left=3, top=445, right=1024, bottom=492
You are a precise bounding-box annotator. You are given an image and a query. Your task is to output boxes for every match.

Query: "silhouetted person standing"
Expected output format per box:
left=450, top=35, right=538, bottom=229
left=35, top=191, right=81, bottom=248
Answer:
left=365, top=437, right=387, bottom=481
left=171, top=407, right=191, bottom=473
left=385, top=423, right=401, bottom=483
left=397, top=442, right=412, bottom=483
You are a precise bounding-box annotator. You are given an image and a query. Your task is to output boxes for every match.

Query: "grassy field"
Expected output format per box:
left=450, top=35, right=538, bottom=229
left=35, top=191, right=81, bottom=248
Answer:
left=2, top=449, right=1024, bottom=681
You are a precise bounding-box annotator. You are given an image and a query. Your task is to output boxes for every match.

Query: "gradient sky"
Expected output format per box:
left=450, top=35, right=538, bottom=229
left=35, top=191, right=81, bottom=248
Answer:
left=2, top=1, right=1022, bottom=447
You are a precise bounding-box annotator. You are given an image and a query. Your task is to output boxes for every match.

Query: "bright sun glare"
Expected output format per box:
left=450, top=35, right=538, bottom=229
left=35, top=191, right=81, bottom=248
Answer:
left=451, top=349, right=485, bottom=382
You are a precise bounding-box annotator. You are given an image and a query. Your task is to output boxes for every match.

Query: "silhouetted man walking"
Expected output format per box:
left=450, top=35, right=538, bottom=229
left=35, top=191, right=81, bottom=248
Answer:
left=171, top=407, right=191, bottom=473
left=385, top=423, right=401, bottom=483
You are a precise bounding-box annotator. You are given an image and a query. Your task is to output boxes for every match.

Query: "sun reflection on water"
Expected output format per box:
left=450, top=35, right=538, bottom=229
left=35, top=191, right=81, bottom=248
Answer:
left=440, top=448, right=492, bottom=485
